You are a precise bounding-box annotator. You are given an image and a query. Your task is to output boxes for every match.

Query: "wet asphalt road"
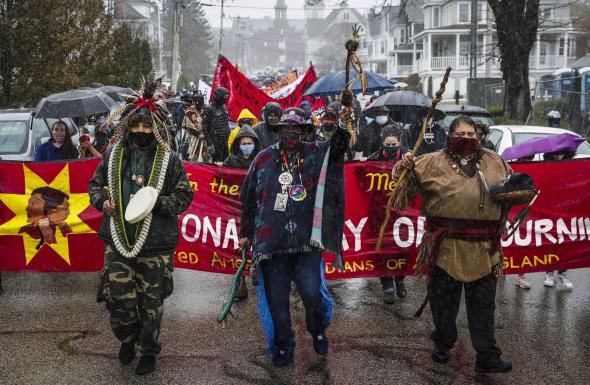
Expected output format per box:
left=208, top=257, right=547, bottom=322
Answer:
left=1, top=268, right=589, bottom=385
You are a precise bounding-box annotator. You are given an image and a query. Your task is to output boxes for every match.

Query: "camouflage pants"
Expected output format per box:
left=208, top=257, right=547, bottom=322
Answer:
left=97, top=244, right=174, bottom=356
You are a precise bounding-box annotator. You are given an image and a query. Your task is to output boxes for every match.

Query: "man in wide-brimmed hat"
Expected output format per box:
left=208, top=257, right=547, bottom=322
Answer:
left=239, top=106, right=352, bottom=367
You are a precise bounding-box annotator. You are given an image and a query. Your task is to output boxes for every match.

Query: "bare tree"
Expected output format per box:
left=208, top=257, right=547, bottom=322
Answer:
left=488, top=0, right=540, bottom=121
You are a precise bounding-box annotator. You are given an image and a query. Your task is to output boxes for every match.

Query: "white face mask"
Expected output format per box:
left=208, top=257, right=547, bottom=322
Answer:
left=375, top=116, right=388, bottom=125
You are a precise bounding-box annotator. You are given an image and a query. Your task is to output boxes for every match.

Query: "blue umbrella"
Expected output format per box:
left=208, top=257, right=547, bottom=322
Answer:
left=304, top=70, right=397, bottom=97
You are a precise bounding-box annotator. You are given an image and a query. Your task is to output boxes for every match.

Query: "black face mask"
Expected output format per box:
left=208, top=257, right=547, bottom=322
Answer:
left=128, top=132, right=155, bottom=148
left=383, top=146, right=400, bottom=159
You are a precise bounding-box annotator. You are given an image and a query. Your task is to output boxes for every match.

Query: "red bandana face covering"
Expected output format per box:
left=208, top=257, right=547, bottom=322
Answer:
left=280, top=132, right=301, bottom=151
left=448, top=136, right=480, bottom=157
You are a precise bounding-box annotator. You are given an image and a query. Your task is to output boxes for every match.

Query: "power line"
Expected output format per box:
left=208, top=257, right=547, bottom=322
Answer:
left=201, top=3, right=376, bottom=11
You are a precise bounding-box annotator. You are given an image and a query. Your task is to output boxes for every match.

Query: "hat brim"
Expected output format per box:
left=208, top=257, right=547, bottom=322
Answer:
left=271, top=122, right=315, bottom=133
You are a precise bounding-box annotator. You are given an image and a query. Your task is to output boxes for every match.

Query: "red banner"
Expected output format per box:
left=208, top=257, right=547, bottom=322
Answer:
left=1, top=159, right=590, bottom=277
left=210, top=55, right=325, bottom=121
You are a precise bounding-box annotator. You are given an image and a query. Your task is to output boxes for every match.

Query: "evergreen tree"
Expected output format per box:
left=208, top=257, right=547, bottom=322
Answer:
left=162, top=0, right=213, bottom=84
left=0, top=0, right=152, bottom=108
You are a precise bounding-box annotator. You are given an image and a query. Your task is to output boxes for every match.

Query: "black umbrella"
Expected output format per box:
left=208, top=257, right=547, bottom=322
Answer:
left=98, top=86, right=137, bottom=102
left=165, top=98, right=189, bottom=111
left=364, top=91, right=445, bottom=124
left=35, top=89, right=118, bottom=119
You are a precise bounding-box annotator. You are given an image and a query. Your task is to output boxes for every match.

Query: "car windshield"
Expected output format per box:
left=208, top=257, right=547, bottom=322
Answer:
left=0, top=120, right=29, bottom=155
left=575, top=141, right=590, bottom=155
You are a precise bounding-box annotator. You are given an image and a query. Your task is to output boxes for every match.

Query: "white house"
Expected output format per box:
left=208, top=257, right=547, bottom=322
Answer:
left=414, top=0, right=581, bottom=98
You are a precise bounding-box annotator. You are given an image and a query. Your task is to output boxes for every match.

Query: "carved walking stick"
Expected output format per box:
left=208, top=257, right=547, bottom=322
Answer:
left=375, top=67, right=452, bottom=250
left=341, top=24, right=367, bottom=148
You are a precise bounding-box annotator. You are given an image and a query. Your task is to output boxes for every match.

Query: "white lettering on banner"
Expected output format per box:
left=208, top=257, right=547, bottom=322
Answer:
left=223, top=219, right=240, bottom=249
left=514, top=220, right=532, bottom=247
left=345, top=218, right=367, bottom=252
left=502, top=217, right=590, bottom=247
left=393, top=217, right=415, bottom=248
left=556, top=218, right=577, bottom=244
left=182, top=214, right=201, bottom=242
left=203, top=217, right=222, bottom=247
left=180, top=213, right=590, bottom=251
left=416, top=216, right=425, bottom=246
left=535, top=219, right=558, bottom=246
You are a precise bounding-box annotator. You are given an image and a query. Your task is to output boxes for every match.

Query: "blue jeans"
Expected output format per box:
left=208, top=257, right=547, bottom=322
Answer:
left=380, top=275, right=405, bottom=291
left=259, top=250, right=328, bottom=350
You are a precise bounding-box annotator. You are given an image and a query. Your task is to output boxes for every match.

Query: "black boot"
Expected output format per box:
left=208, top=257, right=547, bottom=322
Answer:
left=431, top=349, right=450, bottom=363
left=313, top=333, right=329, bottom=355
left=272, top=343, right=295, bottom=367
left=475, top=358, right=512, bottom=373
left=234, top=275, right=248, bottom=300
left=118, top=342, right=135, bottom=365
left=135, top=355, right=156, bottom=375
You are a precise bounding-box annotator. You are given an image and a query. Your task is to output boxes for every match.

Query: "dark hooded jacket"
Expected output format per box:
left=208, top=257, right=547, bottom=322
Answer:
left=359, top=117, right=409, bottom=157
left=253, top=102, right=282, bottom=149
left=202, top=87, right=230, bottom=161
left=407, top=121, right=447, bottom=156
left=223, top=125, right=260, bottom=169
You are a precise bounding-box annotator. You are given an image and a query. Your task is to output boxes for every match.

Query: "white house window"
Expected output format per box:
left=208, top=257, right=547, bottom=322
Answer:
left=568, top=38, right=576, bottom=57
left=458, top=2, right=470, bottom=23
left=477, top=1, right=485, bottom=22
left=401, top=28, right=406, bottom=44
left=559, top=38, right=565, bottom=56
left=433, top=7, right=440, bottom=27
left=343, top=12, right=349, bottom=20
left=541, top=6, right=553, bottom=20
left=381, top=41, right=386, bottom=54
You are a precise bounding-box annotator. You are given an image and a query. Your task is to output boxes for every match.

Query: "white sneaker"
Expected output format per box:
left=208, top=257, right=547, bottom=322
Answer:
left=557, top=273, right=573, bottom=290
left=516, top=275, right=531, bottom=289
left=543, top=272, right=556, bottom=287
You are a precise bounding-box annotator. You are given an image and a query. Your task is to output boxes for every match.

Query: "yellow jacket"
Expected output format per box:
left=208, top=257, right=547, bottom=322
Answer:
left=228, top=108, right=259, bottom=150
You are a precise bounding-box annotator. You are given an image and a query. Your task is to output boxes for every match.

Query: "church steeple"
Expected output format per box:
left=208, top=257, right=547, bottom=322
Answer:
left=275, top=0, right=287, bottom=21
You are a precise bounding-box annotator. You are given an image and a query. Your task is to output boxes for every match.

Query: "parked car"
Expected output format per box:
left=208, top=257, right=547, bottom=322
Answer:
left=436, top=104, right=495, bottom=131
left=0, top=109, right=79, bottom=161
left=488, top=125, right=590, bottom=160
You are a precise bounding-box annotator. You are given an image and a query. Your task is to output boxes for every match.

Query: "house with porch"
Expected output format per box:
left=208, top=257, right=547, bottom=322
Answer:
left=414, top=0, right=582, bottom=98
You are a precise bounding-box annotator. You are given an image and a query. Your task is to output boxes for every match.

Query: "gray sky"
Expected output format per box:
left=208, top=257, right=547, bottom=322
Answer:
left=201, top=0, right=400, bottom=28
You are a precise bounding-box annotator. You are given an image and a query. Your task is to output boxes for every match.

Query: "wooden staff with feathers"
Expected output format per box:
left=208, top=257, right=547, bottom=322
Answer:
left=375, top=67, right=452, bottom=251
left=340, top=24, right=367, bottom=148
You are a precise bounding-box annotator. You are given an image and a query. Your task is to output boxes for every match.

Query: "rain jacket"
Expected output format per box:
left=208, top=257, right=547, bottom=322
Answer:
left=228, top=108, right=258, bottom=150
left=223, top=125, right=260, bottom=169
left=358, top=118, right=409, bottom=157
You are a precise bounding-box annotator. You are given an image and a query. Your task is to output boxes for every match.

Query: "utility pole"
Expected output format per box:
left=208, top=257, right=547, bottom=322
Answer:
left=218, top=0, right=225, bottom=57
left=469, top=0, right=478, bottom=79
left=171, top=0, right=181, bottom=93
left=485, top=1, right=492, bottom=77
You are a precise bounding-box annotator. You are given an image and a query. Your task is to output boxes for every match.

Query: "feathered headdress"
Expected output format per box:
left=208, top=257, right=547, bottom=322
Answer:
left=110, top=69, right=172, bottom=151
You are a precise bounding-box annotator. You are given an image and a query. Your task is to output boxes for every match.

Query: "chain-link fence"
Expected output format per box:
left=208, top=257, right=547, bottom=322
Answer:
left=481, top=76, right=590, bottom=137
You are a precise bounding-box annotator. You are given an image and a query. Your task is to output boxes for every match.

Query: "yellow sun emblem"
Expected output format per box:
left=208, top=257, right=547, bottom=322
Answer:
left=0, top=164, right=95, bottom=265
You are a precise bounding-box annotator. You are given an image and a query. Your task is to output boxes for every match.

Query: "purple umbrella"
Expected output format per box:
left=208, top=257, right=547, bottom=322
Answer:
left=501, top=132, right=585, bottom=160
